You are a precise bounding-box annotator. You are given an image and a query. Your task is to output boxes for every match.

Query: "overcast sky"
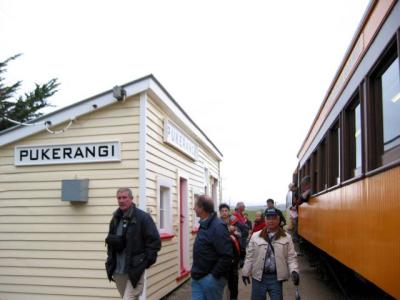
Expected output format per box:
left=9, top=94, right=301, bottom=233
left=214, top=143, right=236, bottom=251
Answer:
left=1, top=0, right=370, bottom=206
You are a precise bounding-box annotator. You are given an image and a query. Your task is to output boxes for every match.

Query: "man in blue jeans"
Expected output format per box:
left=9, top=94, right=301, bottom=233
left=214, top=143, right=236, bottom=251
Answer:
left=191, top=195, right=233, bottom=300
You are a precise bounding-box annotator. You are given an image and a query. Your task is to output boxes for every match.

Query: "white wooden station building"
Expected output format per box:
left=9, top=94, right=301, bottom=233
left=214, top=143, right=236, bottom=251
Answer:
left=0, top=75, right=223, bottom=299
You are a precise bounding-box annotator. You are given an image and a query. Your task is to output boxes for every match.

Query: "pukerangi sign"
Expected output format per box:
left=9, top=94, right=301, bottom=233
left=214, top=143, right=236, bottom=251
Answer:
left=163, top=120, right=198, bottom=160
left=15, top=141, right=121, bottom=166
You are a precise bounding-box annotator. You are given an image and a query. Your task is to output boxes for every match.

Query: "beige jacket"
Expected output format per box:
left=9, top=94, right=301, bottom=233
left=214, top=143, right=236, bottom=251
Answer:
left=242, top=230, right=299, bottom=281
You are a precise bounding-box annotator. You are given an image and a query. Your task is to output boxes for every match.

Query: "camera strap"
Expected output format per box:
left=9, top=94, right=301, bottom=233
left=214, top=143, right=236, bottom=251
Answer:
left=266, top=235, right=275, bottom=255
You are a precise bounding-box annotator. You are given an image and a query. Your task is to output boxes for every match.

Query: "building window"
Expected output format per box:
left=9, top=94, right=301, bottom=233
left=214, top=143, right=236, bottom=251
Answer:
left=160, top=186, right=169, bottom=229
left=157, top=176, right=173, bottom=234
left=192, top=193, right=201, bottom=228
left=204, top=167, right=209, bottom=195
left=211, top=177, right=218, bottom=208
left=344, top=96, right=362, bottom=180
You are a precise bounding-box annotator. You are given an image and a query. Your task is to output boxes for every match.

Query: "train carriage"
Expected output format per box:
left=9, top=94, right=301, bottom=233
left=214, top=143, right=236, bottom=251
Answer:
left=295, top=0, right=400, bottom=298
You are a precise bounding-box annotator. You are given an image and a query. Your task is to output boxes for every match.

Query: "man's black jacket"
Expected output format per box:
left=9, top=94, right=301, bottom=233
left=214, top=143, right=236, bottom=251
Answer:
left=191, top=212, right=233, bottom=280
left=105, top=204, right=161, bottom=287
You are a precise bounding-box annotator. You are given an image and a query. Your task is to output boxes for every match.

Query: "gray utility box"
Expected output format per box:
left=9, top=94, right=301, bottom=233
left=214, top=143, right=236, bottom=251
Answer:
left=62, top=179, right=89, bottom=202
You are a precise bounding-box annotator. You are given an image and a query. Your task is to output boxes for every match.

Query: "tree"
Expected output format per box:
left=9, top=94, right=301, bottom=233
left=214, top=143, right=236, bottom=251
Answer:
left=0, top=54, right=59, bottom=131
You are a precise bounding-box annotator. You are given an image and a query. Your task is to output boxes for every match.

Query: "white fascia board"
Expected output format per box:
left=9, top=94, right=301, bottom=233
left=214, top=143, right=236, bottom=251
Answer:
left=123, top=78, right=150, bottom=102
left=148, top=78, right=223, bottom=161
left=0, top=79, right=150, bottom=147
left=0, top=92, right=113, bottom=147
left=138, top=92, right=148, bottom=211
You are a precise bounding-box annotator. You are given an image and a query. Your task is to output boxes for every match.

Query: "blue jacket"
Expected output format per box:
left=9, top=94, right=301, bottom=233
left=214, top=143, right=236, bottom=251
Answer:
left=191, top=212, right=233, bottom=280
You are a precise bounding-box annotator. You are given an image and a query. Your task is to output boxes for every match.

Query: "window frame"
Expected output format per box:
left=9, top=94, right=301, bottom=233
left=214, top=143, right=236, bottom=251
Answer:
left=311, top=150, right=319, bottom=194
left=318, top=138, right=327, bottom=192
left=204, top=167, right=209, bottom=195
left=367, top=33, right=400, bottom=169
left=210, top=176, right=219, bottom=209
left=327, top=119, right=341, bottom=188
left=192, top=190, right=202, bottom=230
left=305, top=159, right=310, bottom=178
left=156, top=176, right=173, bottom=235
left=343, top=91, right=363, bottom=181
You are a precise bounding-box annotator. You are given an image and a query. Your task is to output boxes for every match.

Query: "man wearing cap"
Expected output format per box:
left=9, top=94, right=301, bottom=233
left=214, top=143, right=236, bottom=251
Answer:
left=242, top=208, right=299, bottom=300
left=264, top=199, right=286, bottom=228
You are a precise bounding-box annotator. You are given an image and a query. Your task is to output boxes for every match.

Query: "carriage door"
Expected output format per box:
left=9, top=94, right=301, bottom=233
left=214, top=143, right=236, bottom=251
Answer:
left=179, top=177, right=189, bottom=276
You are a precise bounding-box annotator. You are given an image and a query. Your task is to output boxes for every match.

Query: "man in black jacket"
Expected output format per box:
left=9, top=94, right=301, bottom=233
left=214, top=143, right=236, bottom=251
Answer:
left=105, top=188, right=161, bottom=300
left=191, top=195, right=233, bottom=300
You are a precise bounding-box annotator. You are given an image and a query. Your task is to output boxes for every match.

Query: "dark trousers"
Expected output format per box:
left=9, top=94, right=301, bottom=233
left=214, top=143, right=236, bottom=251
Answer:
left=227, top=261, right=239, bottom=299
left=292, top=217, right=299, bottom=242
left=239, top=247, right=246, bottom=268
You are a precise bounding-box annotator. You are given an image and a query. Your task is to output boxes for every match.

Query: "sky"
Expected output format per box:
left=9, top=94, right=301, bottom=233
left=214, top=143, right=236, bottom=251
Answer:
left=0, top=0, right=370, bottom=206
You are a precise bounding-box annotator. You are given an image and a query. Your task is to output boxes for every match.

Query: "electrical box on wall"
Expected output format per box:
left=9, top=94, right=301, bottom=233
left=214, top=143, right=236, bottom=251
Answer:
left=62, top=179, right=89, bottom=202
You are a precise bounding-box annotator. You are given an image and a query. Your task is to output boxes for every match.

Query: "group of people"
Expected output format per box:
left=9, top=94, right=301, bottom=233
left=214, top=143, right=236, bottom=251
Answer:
left=104, top=187, right=300, bottom=300
left=212, top=198, right=298, bottom=300
left=285, top=176, right=312, bottom=243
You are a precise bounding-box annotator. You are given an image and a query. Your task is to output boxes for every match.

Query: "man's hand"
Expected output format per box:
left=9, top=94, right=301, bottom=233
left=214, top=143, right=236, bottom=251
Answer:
left=242, top=276, right=251, bottom=286
left=291, top=271, right=300, bottom=286
left=301, top=189, right=311, bottom=201
left=239, top=260, right=244, bottom=268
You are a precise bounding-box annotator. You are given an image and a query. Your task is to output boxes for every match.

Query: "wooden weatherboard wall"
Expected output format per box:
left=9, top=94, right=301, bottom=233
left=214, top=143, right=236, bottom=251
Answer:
left=0, top=95, right=140, bottom=300
left=144, top=95, right=220, bottom=300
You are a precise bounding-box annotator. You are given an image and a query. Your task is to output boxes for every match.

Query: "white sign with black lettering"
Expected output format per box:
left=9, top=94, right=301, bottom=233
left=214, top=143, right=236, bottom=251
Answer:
left=163, top=120, right=198, bottom=160
left=15, top=141, right=121, bottom=166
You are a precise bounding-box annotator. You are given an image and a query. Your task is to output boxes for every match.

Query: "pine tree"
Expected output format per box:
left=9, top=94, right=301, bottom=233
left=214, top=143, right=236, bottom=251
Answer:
left=0, top=54, right=59, bottom=131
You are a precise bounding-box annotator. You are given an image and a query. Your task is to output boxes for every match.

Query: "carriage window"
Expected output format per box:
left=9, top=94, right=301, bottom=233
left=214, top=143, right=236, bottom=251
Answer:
left=381, top=57, right=400, bottom=152
left=311, top=151, right=318, bottom=193
left=344, top=97, right=362, bottom=180
left=328, top=122, right=340, bottom=187
left=318, top=139, right=327, bottom=191
left=298, top=168, right=303, bottom=188
left=354, top=104, right=362, bottom=175
left=369, top=38, right=400, bottom=167
left=299, top=164, right=306, bottom=189
left=305, top=159, right=310, bottom=177
left=336, top=127, right=341, bottom=184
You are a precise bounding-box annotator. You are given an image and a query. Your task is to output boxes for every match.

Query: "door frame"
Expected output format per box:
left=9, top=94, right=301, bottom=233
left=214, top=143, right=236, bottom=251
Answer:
left=178, top=172, right=190, bottom=277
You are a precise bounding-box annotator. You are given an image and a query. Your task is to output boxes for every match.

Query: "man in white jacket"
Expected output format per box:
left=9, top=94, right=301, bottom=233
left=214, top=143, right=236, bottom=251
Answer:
left=241, top=208, right=299, bottom=300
